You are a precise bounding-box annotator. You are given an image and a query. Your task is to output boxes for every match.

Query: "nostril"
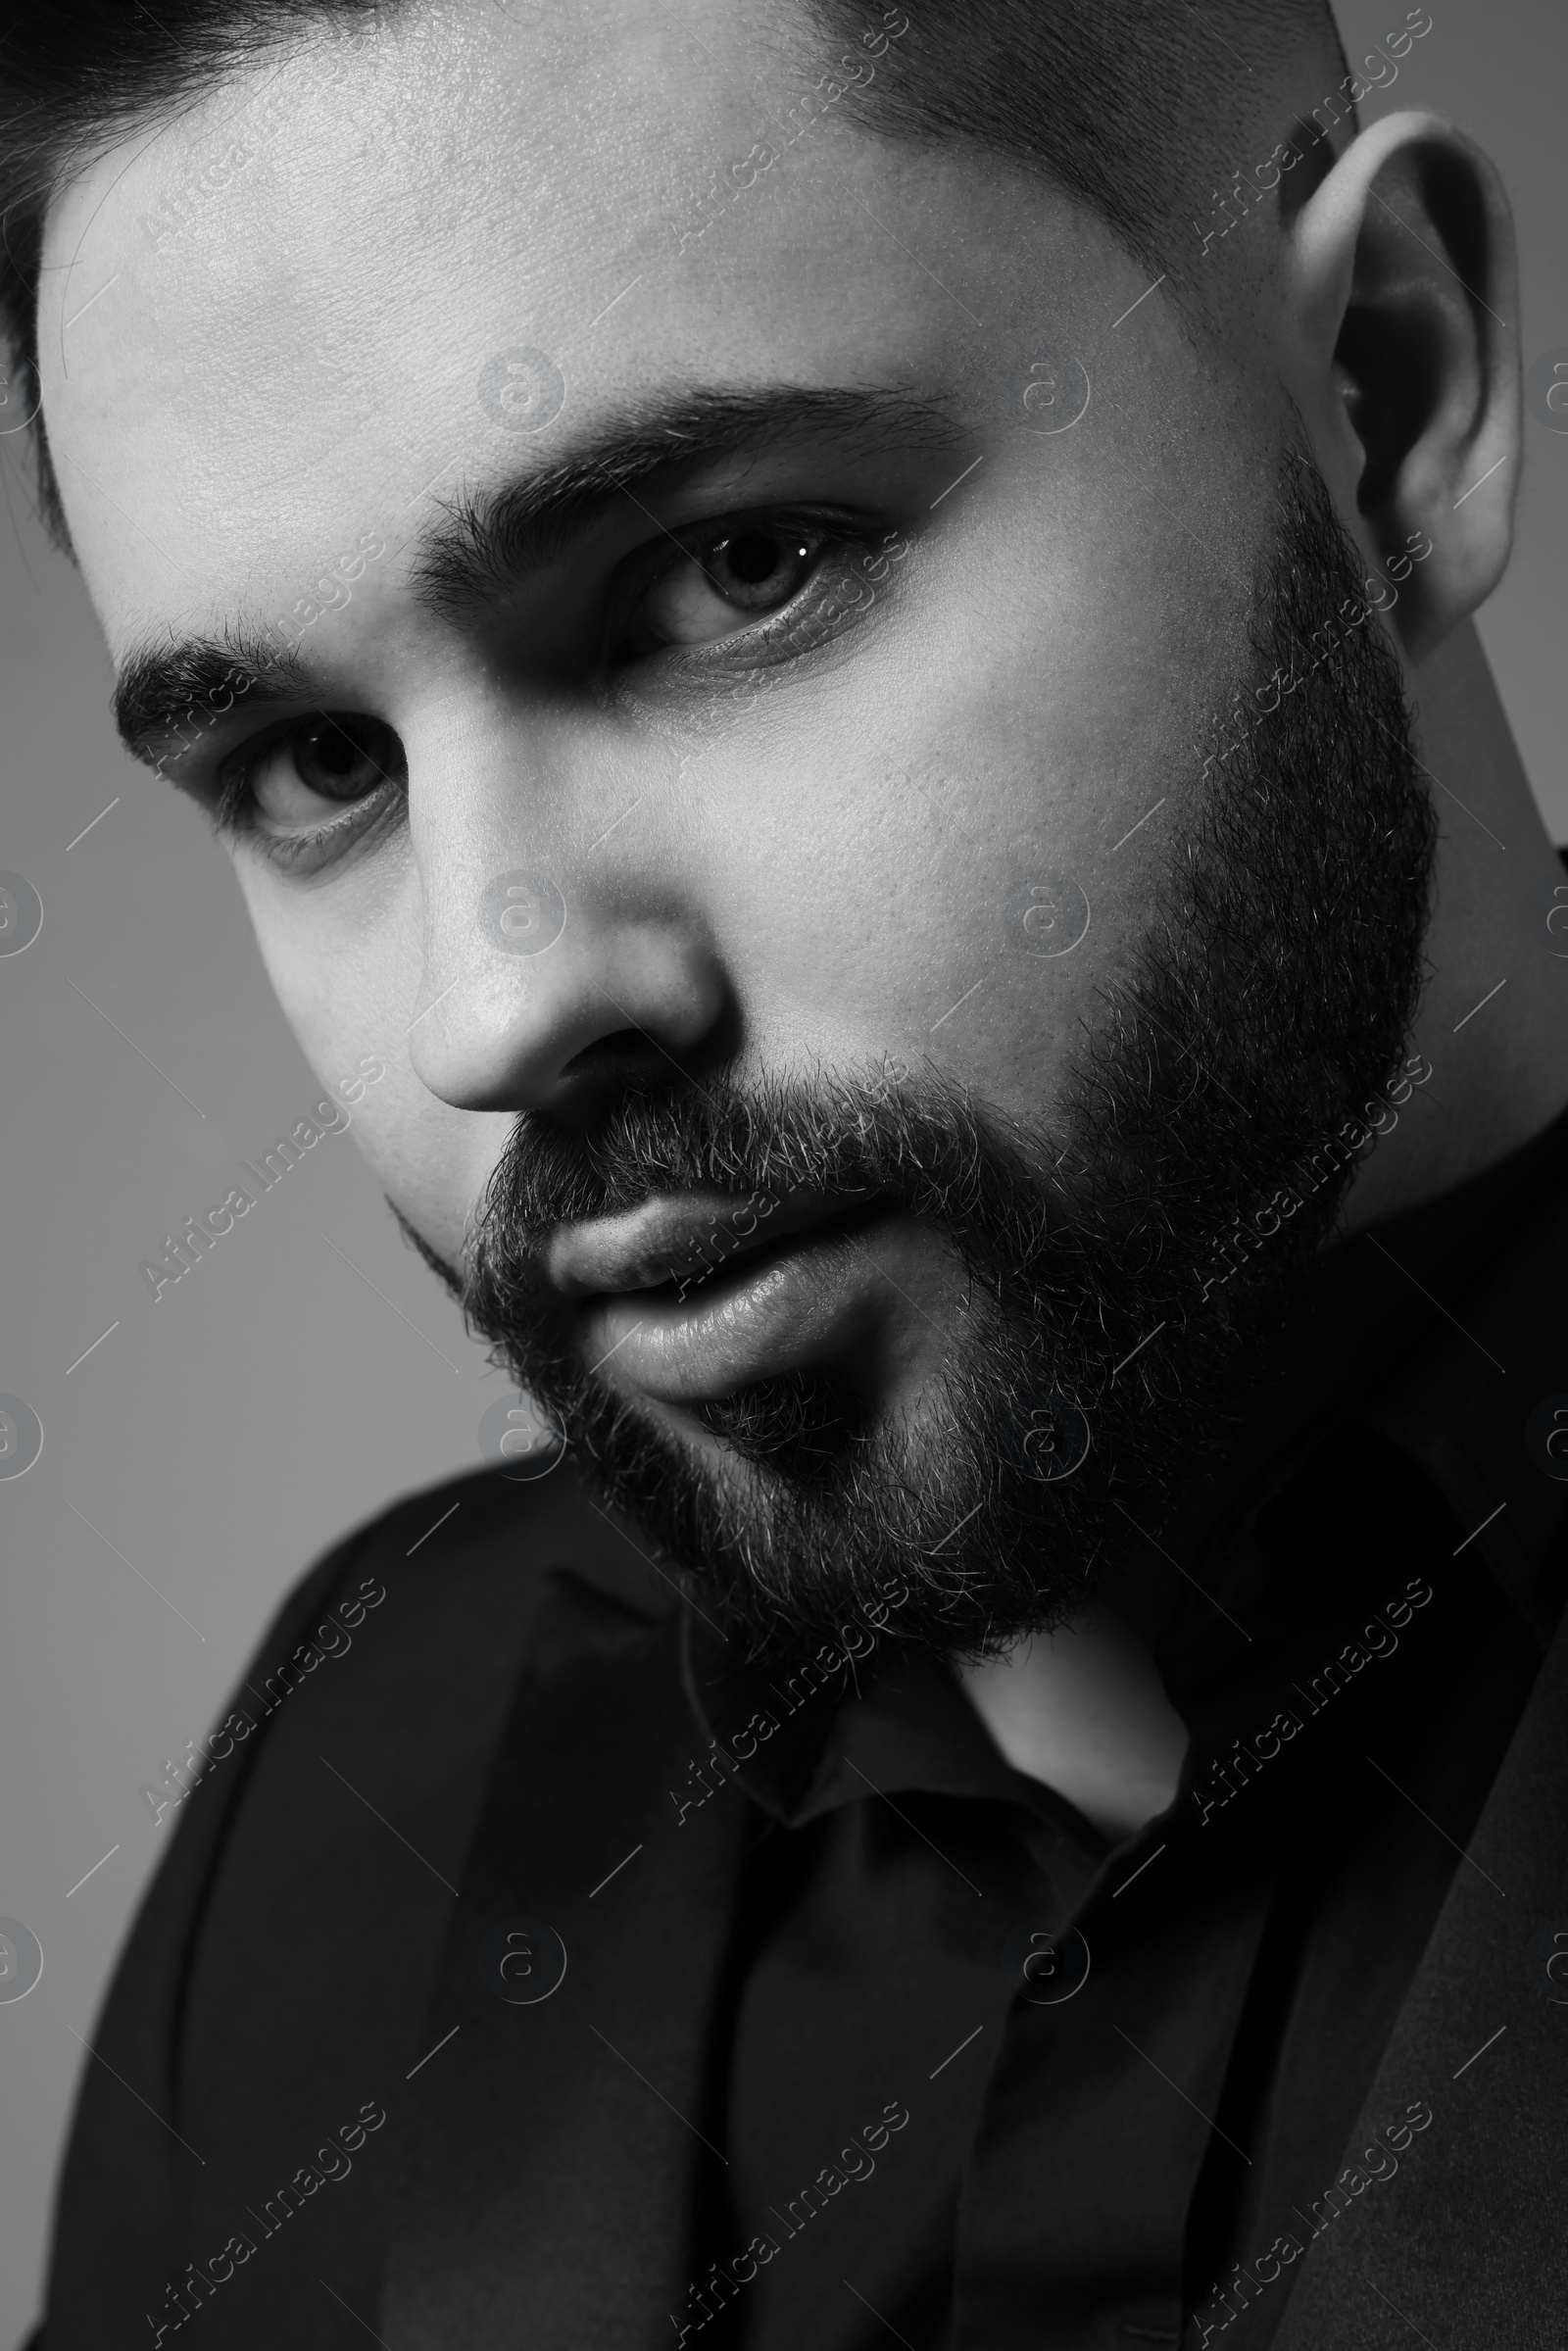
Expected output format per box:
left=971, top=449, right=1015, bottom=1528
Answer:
left=561, top=1026, right=684, bottom=1088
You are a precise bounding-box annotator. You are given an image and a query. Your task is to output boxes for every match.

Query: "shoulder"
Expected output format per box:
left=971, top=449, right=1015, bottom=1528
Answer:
left=144, top=1460, right=676, bottom=1915
left=36, top=1465, right=678, bottom=2331
left=91, top=1461, right=674, bottom=2107
left=239, top=1457, right=673, bottom=1700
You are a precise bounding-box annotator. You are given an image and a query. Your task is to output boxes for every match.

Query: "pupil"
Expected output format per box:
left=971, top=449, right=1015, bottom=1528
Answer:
left=727, top=531, right=783, bottom=585
left=297, top=717, right=391, bottom=799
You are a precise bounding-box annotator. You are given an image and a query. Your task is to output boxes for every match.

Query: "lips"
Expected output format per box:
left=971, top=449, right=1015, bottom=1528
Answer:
left=547, top=1187, right=875, bottom=1298
left=547, top=1188, right=893, bottom=1406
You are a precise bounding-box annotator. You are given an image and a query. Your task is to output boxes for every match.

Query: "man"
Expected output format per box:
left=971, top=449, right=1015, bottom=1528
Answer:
left=9, top=0, right=1568, bottom=2341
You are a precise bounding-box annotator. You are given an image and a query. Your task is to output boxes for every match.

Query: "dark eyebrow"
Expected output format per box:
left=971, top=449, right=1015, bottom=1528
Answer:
left=113, top=631, right=314, bottom=772
left=410, top=381, right=965, bottom=619
left=114, top=380, right=964, bottom=769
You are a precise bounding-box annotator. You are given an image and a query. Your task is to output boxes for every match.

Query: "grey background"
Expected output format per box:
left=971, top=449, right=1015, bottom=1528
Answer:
left=1, top=3, right=1564, bottom=2335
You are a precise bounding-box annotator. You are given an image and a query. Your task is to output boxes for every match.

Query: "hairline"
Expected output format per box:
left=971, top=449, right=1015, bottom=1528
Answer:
left=15, top=0, right=1355, bottom=558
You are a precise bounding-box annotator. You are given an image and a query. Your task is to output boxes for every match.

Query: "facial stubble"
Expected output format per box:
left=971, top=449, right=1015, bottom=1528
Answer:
left=429, top=455, right=1436, bottom=1664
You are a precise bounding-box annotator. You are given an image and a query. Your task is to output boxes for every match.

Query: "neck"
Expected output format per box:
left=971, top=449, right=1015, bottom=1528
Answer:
left=1342, top=619, right=1568, bottom=1230
left=956, top=1556, right=1189, bottom=1843
left=964, top=621, right=1564, bottom=1828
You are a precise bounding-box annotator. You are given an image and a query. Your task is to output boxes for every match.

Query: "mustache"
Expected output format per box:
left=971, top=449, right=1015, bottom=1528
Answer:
left=468, top=1060, right=1059, bottom=1280
left=390, top=442, right=1438, bottom=1662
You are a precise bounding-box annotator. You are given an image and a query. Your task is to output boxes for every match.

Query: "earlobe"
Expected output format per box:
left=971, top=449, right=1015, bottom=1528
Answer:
left=1281, top=110, right=1520, bottom=664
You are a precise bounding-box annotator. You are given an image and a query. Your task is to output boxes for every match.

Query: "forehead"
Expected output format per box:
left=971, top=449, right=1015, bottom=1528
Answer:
left=37, top=0, right=1122, bottom=661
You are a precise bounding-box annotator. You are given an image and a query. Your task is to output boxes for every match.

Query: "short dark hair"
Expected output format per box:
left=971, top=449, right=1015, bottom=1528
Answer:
left=0, top=0, right=1349, bottom=555
left=0, top=0, right=393, bottom=549
left=808, top=0, right=1352, bottom=279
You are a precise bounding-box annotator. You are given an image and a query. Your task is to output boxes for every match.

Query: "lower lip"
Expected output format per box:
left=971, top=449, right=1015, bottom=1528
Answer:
left=575, top=1217, right=890, bottom=1403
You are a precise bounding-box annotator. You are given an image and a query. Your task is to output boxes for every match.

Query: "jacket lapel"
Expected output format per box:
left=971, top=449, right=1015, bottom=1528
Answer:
left=40, top=1540, right=375, bottom=2341
left=1272, top=1195, right=1568, bottom=2345
left=1270, top=1597, right=1568, bottom=2343
left=380, top=1568, right=752, bottom=2351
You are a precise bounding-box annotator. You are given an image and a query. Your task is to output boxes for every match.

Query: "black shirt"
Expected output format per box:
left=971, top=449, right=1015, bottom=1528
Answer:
left=677, top=1125, right=1558, bottom=2350
left=31, top=1102, right=1568, bottom=2351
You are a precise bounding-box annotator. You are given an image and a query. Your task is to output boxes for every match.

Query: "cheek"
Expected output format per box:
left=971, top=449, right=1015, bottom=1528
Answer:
left=344, top=1060, right=513, bottom=1263
left=236, top=844, right=410, bottom=1080
left=695, top=677, right=1170, bottom=1135
left=686, top=434, right=1225, bottom=1121
left=237, top=852, right=504, bottom=1260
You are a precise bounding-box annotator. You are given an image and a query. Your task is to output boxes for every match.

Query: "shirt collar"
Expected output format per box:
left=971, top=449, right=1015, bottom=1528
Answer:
left=681, top=1101, right=1568, bottom=1833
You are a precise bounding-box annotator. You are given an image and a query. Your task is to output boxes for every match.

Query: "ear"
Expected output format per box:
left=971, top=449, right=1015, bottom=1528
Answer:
left=1278, top=110, right=1520, bottom=664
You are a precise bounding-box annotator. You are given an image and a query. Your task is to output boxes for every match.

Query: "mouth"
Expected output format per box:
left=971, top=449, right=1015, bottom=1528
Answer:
left=547, top=1187, right=900, bottom=1405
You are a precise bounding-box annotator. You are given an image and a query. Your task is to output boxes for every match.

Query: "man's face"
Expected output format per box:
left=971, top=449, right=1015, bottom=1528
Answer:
left=39, top=0, right=1431, bottom=1651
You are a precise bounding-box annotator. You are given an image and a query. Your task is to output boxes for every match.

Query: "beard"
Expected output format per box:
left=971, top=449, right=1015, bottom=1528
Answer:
left=409, top=451, right=1435, bottom=1665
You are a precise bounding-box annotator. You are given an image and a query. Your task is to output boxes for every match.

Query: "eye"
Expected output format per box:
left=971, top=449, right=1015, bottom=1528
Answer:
left=239, top=713, right=405, bottom=836
left=626, top=518, right=828, bottom=654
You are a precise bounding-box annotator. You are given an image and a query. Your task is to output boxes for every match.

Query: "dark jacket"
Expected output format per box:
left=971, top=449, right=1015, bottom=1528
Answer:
left=30, top=1126, right=1568, bottom=2350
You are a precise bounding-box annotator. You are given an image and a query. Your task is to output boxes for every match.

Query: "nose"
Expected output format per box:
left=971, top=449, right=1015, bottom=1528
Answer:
left=404, top=715, right=729, bottom=1116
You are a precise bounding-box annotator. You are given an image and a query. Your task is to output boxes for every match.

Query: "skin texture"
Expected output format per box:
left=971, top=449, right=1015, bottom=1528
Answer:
left=34, top=0, right=1568, bottom=1831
